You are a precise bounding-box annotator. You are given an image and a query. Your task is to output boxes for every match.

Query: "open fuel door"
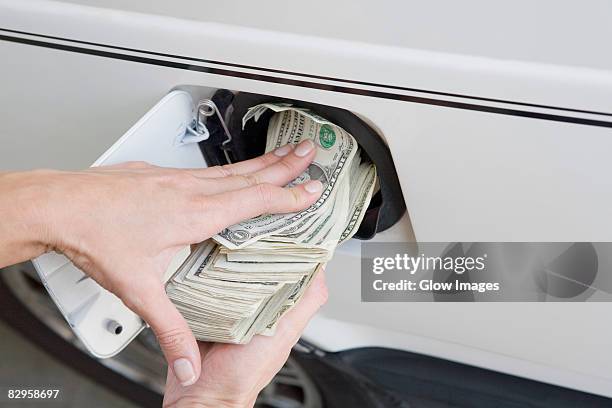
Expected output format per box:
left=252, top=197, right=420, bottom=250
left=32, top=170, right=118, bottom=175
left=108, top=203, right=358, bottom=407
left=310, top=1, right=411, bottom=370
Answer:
left=32, top=91, right=206, bottom=357
left=31, top=87, right=406, bottom=358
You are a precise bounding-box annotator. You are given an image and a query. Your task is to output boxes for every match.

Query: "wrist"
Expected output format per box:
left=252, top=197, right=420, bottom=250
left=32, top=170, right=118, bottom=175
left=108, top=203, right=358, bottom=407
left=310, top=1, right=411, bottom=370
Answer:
left=164, top=393, right=254, bottom=408
left=0, top=170, right=64, bottom=266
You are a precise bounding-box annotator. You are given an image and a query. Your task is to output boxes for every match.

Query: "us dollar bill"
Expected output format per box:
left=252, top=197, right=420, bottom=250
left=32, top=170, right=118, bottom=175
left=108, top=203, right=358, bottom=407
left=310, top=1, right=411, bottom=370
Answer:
left=338, top=163, right=377, bottom=243
left=167, top=103, right=377, bottom=344
left=214, top=104, right=358, bottom=249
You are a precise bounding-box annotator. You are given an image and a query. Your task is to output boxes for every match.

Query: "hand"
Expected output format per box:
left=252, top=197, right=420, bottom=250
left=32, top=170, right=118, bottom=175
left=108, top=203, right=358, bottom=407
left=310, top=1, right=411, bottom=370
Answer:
left=163, top=270, right=328, bottom=408
left=2, top=139, right=321, bottom=387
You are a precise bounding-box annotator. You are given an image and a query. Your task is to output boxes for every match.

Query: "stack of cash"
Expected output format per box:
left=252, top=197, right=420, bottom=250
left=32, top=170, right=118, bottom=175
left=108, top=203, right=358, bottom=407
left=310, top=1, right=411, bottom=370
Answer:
left=166, top=103, right=377, bottom=343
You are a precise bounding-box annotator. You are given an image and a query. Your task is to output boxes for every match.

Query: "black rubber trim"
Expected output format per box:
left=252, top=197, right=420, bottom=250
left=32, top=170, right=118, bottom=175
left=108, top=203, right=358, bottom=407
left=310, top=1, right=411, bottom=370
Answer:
left=1, top=28, right=612, bottom=129
left=197, top=89, right=236, bottom=167
left=305, top=346, right=612, bottom=408
left=220, top=91, right=406, bottom=236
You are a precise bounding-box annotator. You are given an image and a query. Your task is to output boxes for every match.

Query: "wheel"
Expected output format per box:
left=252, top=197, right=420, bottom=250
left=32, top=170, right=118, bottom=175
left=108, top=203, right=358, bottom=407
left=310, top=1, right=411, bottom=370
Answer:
left=0, top=262, right=325, bottom=408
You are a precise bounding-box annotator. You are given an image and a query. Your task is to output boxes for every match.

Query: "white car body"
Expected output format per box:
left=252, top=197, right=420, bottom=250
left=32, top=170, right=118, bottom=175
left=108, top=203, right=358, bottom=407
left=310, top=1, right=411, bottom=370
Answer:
left=1, top=0, right=611, bottom=398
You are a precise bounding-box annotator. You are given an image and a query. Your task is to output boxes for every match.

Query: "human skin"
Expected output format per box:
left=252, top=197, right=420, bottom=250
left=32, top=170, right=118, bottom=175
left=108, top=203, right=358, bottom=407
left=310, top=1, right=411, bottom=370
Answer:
left=163, top=270, right=327, bottom=408
left=0, top=139, right=327, bottom=406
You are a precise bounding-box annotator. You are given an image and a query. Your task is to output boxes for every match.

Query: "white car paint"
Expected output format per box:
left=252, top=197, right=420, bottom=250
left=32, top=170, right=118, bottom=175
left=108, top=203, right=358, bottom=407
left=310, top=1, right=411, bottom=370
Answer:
left=1, top=0, right=611, bottom=398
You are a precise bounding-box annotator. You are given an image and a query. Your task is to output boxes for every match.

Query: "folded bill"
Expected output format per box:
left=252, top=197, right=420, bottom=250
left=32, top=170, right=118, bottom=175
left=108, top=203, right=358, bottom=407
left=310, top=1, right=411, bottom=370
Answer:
left=167, top=103, right=376, bottom=344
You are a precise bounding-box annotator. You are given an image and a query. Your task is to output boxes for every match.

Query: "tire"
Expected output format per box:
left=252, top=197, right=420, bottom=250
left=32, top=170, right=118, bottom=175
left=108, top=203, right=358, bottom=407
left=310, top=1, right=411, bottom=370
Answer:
left=0, top=263, right=330, bottom=408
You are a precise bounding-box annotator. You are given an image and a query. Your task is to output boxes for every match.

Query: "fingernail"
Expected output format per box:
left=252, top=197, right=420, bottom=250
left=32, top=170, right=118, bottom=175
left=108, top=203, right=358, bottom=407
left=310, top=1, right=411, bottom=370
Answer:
left=295, top=139, right=315, bottom=157
left=173, top=358, right=196, bottom=386
left=274, top=144, right=293, bottom=157
left=304, top=180, right=323, bottom=193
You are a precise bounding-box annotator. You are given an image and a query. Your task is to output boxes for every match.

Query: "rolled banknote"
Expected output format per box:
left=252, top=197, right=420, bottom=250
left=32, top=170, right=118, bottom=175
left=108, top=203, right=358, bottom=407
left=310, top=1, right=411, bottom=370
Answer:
left=167, top=103, right=376, bottom=343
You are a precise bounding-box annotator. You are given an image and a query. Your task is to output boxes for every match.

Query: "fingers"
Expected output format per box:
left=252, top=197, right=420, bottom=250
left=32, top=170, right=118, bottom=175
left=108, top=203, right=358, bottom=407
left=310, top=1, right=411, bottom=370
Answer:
left=275, top=268, right=328, bottom=344
left=202, top=179, right=323, bottom=233
left=191, top=144, right=295, bottom=178
left=196, top=140, right=317, bottom=195
left=242, top=269, right=326, bottom=386
left=130, top=284, right=201, bottom=387
left=232, top=269, right=327, bottom=367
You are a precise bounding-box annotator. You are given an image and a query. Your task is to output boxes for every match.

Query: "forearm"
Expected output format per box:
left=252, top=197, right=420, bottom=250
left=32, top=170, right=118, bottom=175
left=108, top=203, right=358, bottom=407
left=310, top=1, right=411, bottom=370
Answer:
left=0, top=170, right=54, bottom=267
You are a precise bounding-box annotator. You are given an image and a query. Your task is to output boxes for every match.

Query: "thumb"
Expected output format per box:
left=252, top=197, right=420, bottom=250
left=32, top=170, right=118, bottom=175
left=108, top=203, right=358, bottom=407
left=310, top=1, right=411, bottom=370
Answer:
left=131, top=284, right=201, bottom=387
